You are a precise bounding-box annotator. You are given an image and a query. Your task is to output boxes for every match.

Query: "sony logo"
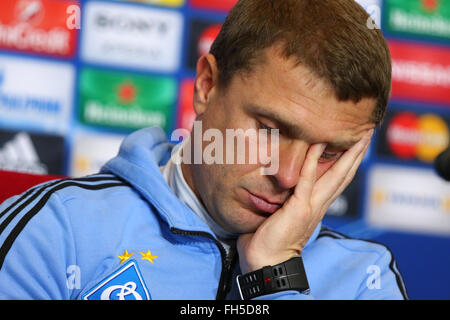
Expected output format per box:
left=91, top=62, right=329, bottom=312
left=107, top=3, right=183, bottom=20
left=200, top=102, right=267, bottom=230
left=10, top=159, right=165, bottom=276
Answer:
left=94, top=13, right=169, bottom=35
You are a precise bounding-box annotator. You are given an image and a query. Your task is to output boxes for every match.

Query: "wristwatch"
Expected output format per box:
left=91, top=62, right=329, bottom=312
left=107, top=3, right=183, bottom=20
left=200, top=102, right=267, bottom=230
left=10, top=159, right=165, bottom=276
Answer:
left=236, top=256, right=310, bottom=300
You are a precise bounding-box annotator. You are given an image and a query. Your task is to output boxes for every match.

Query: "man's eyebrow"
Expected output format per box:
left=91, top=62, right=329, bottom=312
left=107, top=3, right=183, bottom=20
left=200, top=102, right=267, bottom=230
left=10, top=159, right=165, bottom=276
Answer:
left=245, top=103, right=308, bottom=138
left=245, top=103, right=360, bottom=150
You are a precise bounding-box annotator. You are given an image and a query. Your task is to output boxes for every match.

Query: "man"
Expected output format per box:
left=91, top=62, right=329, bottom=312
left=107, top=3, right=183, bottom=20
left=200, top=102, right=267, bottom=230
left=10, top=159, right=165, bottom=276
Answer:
left=0, top=0, right=407, bottom=300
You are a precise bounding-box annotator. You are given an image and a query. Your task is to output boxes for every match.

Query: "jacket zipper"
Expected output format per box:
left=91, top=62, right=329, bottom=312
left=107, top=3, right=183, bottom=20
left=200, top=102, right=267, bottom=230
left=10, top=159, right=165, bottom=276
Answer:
left=171, top=227, right=237, bottom=300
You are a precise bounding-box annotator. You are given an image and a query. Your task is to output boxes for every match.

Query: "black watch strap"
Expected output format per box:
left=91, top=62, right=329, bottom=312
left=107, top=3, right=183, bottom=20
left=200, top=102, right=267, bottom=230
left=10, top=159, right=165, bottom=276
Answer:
left=236, top=256, right=310, bottom=300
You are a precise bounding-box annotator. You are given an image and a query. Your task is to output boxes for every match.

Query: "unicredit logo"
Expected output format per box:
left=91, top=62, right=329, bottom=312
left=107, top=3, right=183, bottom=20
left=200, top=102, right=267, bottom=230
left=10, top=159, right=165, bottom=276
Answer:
left=15, top=0, right=44, bottom=26
left=386, top=112, right=449, bottom=163
left=0, top=0, right=75, bottom=57
left=95, top=13, right=168, bottom=35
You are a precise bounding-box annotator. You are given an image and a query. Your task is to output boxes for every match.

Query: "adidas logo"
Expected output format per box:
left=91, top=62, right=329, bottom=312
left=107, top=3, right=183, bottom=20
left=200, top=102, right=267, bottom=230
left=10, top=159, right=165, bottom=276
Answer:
left=0, top=132, right=48, bottom=174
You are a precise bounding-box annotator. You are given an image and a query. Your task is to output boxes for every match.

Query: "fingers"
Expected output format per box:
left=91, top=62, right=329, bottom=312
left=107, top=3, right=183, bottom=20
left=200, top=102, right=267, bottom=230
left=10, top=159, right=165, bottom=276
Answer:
left=327, top=135, right=371, bottom=203
left=317, top=136, right=371, bottom=218
left=312, top=129, right=373, bottom=209
left=291, top=143, right=327, bottom=204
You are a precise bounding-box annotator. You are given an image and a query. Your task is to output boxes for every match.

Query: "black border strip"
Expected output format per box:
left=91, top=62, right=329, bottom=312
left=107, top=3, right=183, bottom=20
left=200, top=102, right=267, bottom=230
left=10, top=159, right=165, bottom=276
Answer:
left=0, top=180, right=127, bottom=270
left=318, top=226, right=409, bottom=300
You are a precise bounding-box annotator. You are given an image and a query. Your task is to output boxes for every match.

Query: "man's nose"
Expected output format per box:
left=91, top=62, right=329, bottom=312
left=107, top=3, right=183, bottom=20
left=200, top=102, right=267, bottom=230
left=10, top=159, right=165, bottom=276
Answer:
left=271, top=140, right=309, bottom=190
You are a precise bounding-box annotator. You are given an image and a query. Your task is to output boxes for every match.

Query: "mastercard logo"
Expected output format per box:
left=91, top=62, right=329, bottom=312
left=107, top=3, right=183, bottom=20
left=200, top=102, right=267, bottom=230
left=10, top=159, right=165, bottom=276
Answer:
left=386, top=112, right=449, bottom=163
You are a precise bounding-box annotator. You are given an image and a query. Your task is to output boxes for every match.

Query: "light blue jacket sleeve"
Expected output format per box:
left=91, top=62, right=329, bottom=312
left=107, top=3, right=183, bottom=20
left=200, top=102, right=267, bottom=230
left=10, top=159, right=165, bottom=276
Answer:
left=0, top=193, right=75, bottom=300
left=355, top=248, right=407, bottom=300
left=252, top=247, right=407, bottom=300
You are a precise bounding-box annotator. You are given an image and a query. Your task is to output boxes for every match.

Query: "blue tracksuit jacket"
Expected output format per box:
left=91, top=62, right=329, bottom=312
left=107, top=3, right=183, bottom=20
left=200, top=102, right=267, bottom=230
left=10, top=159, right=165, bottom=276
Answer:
left=0, top=127, right=408, bottom=300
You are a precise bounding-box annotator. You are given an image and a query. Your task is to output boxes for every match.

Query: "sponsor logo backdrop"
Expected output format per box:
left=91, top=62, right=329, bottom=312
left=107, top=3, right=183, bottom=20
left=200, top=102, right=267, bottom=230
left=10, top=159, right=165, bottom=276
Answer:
left=0, top=0, right=448, bottom=299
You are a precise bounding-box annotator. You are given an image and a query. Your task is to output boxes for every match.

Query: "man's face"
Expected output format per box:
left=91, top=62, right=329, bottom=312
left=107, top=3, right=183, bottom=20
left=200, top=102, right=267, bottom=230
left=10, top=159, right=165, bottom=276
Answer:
left=182, top=46, right=376, bottom=234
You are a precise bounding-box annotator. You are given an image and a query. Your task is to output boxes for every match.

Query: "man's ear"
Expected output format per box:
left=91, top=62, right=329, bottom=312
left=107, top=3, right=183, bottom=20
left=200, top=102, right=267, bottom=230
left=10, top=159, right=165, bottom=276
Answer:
left=193, top=54, right=220, bottom=116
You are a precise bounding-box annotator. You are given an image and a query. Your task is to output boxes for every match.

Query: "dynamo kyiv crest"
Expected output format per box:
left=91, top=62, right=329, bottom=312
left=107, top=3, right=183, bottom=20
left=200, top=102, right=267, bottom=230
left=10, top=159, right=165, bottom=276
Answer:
left=82, top=260, right=151, bottom=300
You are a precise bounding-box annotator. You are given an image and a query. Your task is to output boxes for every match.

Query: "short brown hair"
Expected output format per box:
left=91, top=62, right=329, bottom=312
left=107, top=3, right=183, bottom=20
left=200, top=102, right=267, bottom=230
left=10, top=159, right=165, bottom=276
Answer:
left=210, top=0, right=392, bottom=125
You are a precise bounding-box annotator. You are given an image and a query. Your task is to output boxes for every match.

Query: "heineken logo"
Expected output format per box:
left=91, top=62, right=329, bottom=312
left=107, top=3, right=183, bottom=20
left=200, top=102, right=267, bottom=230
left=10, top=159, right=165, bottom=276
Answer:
left=117, top=80, right=137, bottom=105
left=421, top=0, right=439, bottom=13
left=79, top=68, right=176, bottom=132
left=386, top=0, right=450, bottom=39
left=83, top=101, right=167, bottom=130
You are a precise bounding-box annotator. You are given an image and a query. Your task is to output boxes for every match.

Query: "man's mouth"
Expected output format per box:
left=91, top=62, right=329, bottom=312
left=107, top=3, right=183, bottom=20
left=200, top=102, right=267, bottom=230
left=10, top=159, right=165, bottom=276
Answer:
left=247, top=191, right=283, bottom=215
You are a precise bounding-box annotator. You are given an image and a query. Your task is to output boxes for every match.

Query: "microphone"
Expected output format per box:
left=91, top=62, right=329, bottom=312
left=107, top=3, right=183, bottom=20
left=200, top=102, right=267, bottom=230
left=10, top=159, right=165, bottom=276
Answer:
left=434, top=146, right=450, bottom=181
